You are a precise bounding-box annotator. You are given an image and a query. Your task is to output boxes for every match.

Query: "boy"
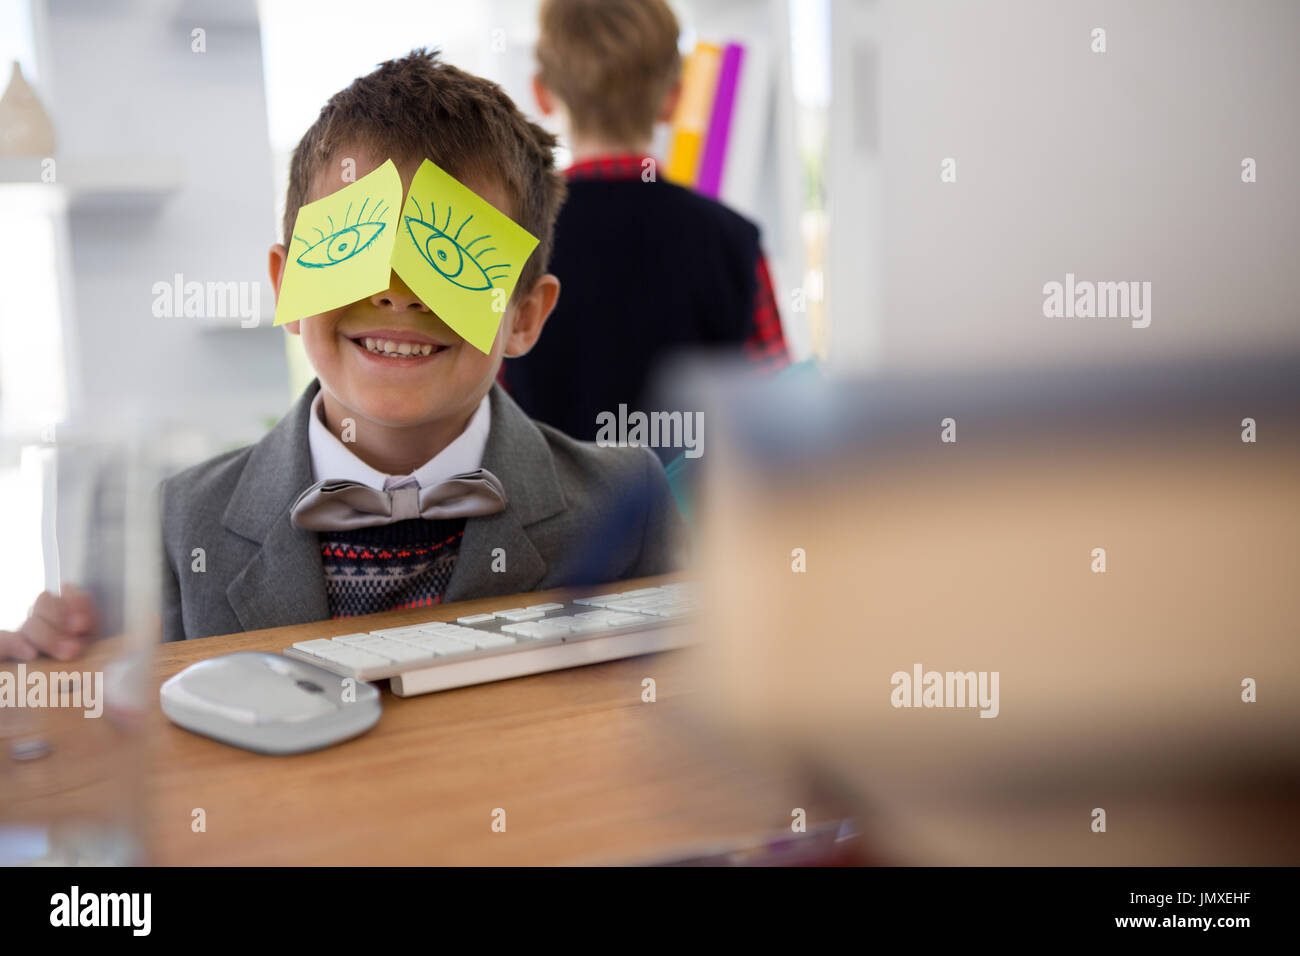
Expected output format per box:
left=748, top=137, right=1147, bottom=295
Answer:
left=503, top=0, right=790, bottom=448
left=2, top=49, right=684, bottom=656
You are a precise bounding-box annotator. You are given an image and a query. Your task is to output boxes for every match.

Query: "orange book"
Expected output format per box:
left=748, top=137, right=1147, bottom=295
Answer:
left=665, top=42, right=722, bottom=186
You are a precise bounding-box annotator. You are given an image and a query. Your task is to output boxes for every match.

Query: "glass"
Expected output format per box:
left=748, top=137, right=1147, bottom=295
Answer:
left=0, top=429, right=163, bottom=866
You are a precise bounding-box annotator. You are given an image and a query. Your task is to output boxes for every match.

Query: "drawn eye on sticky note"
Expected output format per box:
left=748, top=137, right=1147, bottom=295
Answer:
left=273, top=159, right=403, bottom=326
left=392, top=159, right=538, bottom=354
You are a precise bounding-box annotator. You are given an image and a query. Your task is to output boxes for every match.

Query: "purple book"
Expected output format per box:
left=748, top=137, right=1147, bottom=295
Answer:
left=696, top=42, right=744, bottom=198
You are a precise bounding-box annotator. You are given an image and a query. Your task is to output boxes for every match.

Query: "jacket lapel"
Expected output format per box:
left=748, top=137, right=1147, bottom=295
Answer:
left=444, top=384, right=567, bottom=602
left=223, top=381, right=330, bottom=631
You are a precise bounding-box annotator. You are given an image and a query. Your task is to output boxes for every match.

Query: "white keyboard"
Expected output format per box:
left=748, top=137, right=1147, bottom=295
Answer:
left=282, top=583, right=694, bottom=696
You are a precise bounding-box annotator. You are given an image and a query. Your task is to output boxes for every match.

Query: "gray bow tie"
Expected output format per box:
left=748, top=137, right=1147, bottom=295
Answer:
left=289, top=469, right=508, bottom=531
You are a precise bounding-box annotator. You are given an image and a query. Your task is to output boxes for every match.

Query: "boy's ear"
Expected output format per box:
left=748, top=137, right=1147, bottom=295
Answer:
left=657, top=79, right=682, bottom=123
left=502, top=273, right=561, bottom=358
left=268, top=243, right=301, bottom=335
left=532, top=74, right=556, bottom=116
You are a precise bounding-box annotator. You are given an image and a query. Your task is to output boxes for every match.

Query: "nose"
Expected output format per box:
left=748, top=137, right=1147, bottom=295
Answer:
left=370, top=271, right=430, bottom=313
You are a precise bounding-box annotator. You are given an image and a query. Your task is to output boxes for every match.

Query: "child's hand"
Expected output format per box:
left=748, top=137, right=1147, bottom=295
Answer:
left=0, top=586, right=99, bottom=661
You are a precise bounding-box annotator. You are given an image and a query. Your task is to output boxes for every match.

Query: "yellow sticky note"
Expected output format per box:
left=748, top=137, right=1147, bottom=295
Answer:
left=391, top=159, right=539, bottom=354
left=273, top=160, right=403, bottom=326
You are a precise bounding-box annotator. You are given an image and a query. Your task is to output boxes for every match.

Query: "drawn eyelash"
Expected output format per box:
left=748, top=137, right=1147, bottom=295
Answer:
left=403, top=199, right=512, bottom=291
left=293, top=197, right=389, bottom=268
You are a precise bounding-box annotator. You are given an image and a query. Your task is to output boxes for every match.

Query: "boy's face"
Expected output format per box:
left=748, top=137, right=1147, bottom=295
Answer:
left=269, top=148, right=555, bottom=432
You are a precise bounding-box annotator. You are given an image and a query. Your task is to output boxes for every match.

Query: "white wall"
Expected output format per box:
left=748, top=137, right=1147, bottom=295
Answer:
left=39, top=0, right=286, bottom=449
left=829, top=0, right=1300, bottom=373
left=826, top=0, right=883, bottom=370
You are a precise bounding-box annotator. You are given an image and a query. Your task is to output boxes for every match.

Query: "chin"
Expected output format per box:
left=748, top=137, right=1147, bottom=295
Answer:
left=350, top=392, right=448, bottom=429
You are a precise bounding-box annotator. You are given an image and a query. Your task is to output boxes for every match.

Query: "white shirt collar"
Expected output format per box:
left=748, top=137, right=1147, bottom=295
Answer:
left=306, top=389, right=492, bottom=492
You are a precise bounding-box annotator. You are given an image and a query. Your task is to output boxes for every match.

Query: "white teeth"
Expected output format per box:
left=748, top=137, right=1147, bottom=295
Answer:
left=361, top=337, right=440, bottom=357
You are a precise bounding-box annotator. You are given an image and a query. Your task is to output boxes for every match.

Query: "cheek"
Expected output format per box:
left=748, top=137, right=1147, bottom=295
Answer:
left=302, top=317, right=343, bottom=357
left=458, top=343, right=500, bottom=380
left=483, top=316, right=513, bottom=363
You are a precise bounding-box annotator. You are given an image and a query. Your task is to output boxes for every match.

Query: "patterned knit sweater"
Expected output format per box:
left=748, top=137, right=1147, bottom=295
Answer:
left=317, top=517, right=466, bottom=619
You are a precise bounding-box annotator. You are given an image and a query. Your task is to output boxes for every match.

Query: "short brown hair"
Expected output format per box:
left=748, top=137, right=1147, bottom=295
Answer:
left=283, top=48, right=565, bottom=299
left=537, top=0, right=681, bottom=144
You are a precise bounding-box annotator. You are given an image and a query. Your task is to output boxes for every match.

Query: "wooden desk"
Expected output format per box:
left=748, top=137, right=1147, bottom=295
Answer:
left=136, top=574, right=844, bottom=865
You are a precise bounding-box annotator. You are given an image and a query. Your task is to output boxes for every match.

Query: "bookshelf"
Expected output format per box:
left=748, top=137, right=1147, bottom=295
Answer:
left=675, top=0, right=808, bottom=361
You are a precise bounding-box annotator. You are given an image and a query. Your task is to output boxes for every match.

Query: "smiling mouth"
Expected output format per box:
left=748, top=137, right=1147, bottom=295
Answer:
left=349, top=335, right=449, bottom=358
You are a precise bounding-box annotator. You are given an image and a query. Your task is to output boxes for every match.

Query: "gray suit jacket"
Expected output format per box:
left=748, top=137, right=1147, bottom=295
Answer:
left=159, top=381, right=686, bottom=642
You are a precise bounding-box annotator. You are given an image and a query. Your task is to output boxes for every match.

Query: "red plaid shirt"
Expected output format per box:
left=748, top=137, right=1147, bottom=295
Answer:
left=565, top=153, right=791, bottom=372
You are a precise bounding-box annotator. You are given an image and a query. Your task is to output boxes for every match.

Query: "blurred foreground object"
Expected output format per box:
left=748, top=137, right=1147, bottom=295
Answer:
left=0, top=433, right=162, bottom=865
left=689, top=354, right=1300, bottom=864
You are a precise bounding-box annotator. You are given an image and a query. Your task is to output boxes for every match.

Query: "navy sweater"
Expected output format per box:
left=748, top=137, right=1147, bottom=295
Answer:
left=505, top=176, right=760, bottom=443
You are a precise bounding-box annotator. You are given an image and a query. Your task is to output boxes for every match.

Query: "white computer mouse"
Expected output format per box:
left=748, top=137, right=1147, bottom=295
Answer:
left=160, top=651, right=381, bottom=754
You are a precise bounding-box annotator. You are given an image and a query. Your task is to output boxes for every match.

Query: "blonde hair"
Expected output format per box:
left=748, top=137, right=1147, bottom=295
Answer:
left=537, top=0, right=682, bottom=144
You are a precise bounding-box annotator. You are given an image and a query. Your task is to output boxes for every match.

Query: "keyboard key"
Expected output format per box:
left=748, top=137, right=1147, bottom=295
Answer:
left=456, top=613, right=496, bottom=625
left=340, top=638, right=393, bottom=652
left=525, top=602, right=565, bottom=612
left=370, top=626, right=435, bottom=644
left=567, top=619, right=611, bottom=634
left=419, top=636, right=478, bottom=657
left=293, top=638, right=339, bottom=653
left=538, top=616, right=603, bottom=635
left=403, top=630, right=457, bottom=644
left=573, top=593, right=621, bottom=606
left=333, top=633, right=380, bottom=645
left=492, top=608, right=526, bottom=618
left=606, top=600, right=663, bottom=613
left=467, top=632, right=516, bottom=649
left=602, top=612, right=650, bottom=626
left=501, top=623, right=545, bottom=639
left=410, top=629, right=474, bottom=646
left=647, top=606, right=691, bottom=619
left=616, top=588, right=663, bottom=598
left=439, top=625, right=492, bottom=642
left=532, top=622, right=574, bottom=639
left=370, top=625, right=429, bottom=638
left=573, top=617, right=618, bottom=630
left=417, top=625, right=478, bottom=641
left=496, top=609, right=545, bottom=622
left=307, top=644, right=390, bottom=669
left=641, top=605, right=683, bottom=617
left=358, top=639, right=433, bottom=663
